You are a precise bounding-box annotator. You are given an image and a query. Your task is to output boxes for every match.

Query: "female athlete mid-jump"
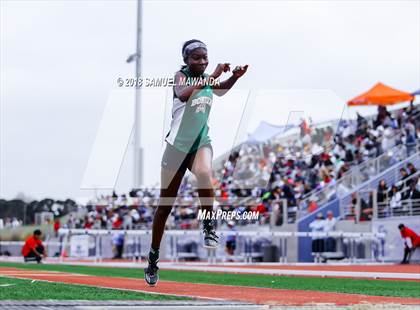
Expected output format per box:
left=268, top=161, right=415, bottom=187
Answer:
left=145, top=39, right=248, bottom=286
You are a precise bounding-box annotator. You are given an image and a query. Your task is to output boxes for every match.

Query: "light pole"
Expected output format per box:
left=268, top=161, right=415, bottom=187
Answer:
left=127, top=0, right=143, bottom=189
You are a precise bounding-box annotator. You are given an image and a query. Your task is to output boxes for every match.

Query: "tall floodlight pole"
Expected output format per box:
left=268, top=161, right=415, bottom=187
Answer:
left=134, top=0, right=143, bottom=188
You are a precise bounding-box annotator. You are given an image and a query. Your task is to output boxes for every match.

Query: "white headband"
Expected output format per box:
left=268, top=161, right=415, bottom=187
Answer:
left=183, top=42, right=207, bottom=59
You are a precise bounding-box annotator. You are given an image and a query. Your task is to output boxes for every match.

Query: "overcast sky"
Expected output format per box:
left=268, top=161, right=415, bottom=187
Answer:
left=1, top=0, right=419, bottom=201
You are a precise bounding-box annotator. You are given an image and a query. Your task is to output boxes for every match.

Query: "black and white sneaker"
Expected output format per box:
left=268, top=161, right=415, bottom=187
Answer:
left=144, top=263, right=159, bottom=287
left=144, top=248, right=159, bottom=287
left=203, top=226, right=219, bottom=249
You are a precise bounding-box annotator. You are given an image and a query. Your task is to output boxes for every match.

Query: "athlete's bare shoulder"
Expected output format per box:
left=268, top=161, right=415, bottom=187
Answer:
left=174, top=71, right=188, bottom=100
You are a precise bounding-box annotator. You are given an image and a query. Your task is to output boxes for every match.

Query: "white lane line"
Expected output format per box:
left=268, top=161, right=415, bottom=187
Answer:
left=0, top=273, right=88, bottom=276
left=160, top=265, right=420, bottom=280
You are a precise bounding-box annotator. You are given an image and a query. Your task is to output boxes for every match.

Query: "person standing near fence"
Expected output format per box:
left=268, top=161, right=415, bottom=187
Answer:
left=309, top=212, right=325, bottom=263
left=225, top=220, right=237, bottom=259
left=323, top=211, right=337, bottom=252
left=112, top=231, right=125, bottom=259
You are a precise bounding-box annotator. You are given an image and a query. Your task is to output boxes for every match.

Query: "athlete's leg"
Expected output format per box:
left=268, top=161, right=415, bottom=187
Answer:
left=151, top=167, right=185, bottom=249
left=145, top=146, right=188, bottom=286
left=189, top=145, right=218, bottom=248
left=402, top=244, right=411, bottom=264
left=189, top=145, right=214, bottom=217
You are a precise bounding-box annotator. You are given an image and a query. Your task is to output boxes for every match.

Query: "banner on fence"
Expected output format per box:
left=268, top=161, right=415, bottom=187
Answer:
left=70, top=235, right=90, bottom=258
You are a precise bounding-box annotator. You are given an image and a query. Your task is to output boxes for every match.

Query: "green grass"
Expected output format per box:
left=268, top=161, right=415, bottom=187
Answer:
left=0, top=262, right=419, bottom=298
left=0, top=276, right=187, bottom=300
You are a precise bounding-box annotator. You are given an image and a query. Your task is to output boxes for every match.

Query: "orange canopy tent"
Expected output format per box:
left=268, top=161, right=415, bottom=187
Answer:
left=347, top=82, right=414, bottom=106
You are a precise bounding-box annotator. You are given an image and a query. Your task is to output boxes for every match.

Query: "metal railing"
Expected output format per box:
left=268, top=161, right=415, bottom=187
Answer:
left=340, top=170, right=420, bottom=221
left=377, top=199, right=420, bottom=218
left=298, top=143, right=420, bottom=220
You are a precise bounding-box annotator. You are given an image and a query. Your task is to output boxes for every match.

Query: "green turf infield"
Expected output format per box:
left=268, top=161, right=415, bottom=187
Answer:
left=0, top=276, right=187, bottom=300
left=0, top=262, right=419, bottom=298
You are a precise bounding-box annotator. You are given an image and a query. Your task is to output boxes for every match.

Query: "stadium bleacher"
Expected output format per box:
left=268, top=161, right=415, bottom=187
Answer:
left=54, top=103, right=420, bottom=231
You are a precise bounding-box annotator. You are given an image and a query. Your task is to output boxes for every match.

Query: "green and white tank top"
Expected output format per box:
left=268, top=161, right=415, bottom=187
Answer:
left=165, top=67, right=213, bottom=153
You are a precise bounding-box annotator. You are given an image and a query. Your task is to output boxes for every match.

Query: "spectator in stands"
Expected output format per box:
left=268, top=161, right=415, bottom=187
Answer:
left=400, top=168, right=410, bottom=185
left=106, top=216, right=113, bottom=230
left=123, top=210, right=133, bottom=230
left=22, top=229, right=46, bottom=263
left=377, top=179, right=389, bottom=203
left=405, top=126, right=417, bottom=156
left=406, top=163, right=417, bottom=188
left=83, top=216, right=93, bottom=229
left=361, top=193, right=373, bottom=221
left=112, top=214, right=123, bottom=229
left=323, top=211, right=337, bottom=252
left=11, top=217, right=21, bottom=228
left=53, top=218, right=60, bottom=237
left=67, top=213, right=76, bottom=229
left=309, top=212, right=325, bottom=262
left=398, top=224, right=420, bottom=264
left=300, top=118, right=311, bottom=137
left=308, top=198, right=318, bottom=213
left=390, top=186, right=402, bottom=211
left=348, top=193, right=371, bottom=222
left=407, top=162, right=417, bottom=174
left=408, top=177, right=420, bottom=200
left=93, top=215, right=102, bottom=229
left=74, top=104, right=418, bottom=229
left=347, top=193, right=358, bottom=220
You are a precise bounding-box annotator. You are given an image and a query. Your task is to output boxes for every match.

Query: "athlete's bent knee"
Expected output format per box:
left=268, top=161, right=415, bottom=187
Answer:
left=194, top=169, right=212, bottom=183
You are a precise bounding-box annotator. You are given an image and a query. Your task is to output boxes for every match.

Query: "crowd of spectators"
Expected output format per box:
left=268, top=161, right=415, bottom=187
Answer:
left=0, top=197, right=77, bottom=230
left=214, top=104, right=419, bottom=219
left=343, top=162, right=420, bottom=221
left=73, top=104, right=419, bottom=230
left=63, top=190, right=158, bottom=230
left=0, top=217, right=23, bottom=230
left=379, top=163, right=420, bottom=204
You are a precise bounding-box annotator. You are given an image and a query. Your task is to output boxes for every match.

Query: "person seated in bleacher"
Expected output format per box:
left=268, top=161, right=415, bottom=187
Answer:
left=377, top=179, right=389, bottom=203
left=408, top=177, right=420, bottom=200
left=390, top=186, right=402, bottom=212
left=399, top=168, right=410, bottom=189
left=407, top=163, right=417, bottom=177
left=398, top=224, right=420, bottom=264
left=22, top=229, right=46, bottom=263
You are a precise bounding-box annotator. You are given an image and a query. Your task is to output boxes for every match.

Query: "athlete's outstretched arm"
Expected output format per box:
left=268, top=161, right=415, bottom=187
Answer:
left=213, top=65, right=248, bottom=96
left=174, top=63, right=231, bottom=101
left=174, top=72, right=207, bottom=102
